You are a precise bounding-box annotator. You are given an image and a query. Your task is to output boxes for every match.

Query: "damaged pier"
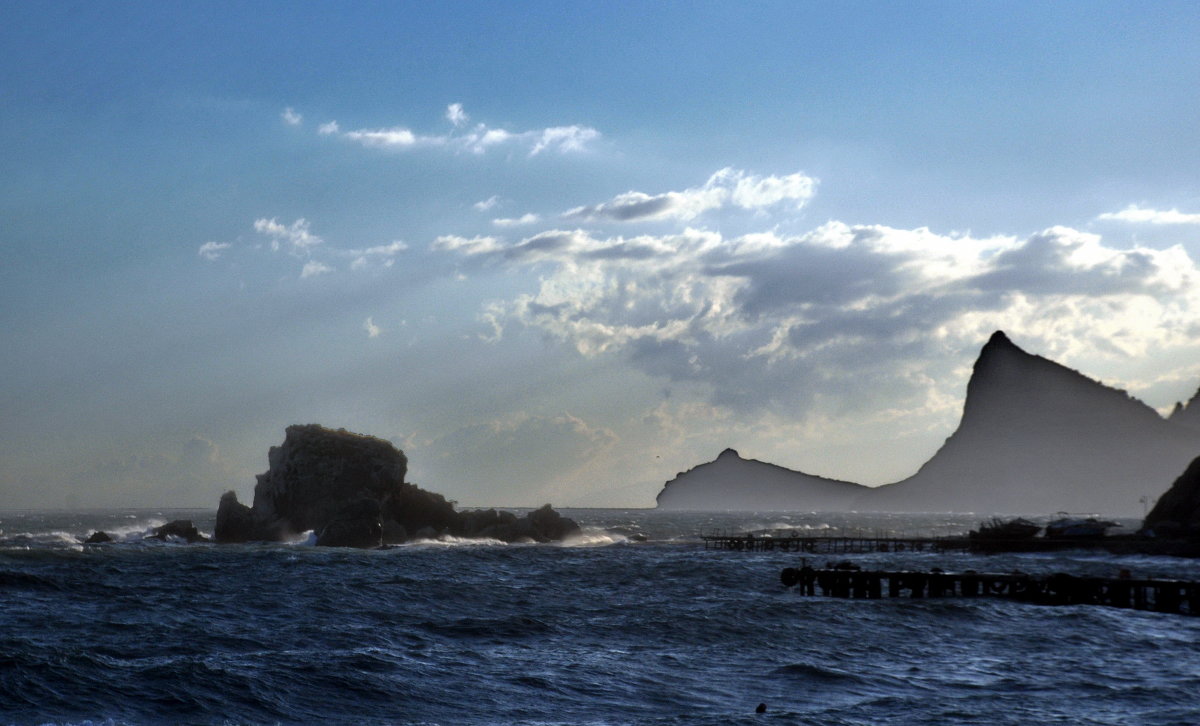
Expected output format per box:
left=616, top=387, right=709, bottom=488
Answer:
left=781, top=566, right=1200, bottom=615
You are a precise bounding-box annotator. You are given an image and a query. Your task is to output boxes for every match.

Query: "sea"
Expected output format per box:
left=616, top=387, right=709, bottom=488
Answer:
left=3, top=508, right=1200, bottom=726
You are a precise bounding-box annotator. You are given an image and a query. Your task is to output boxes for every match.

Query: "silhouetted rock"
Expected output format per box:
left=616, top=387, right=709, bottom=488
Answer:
left=527, top=503, right=582, bottom=541
left=1144, top=456, right=1200, bottom=537
left=84, top=531, right=113, bottom=544
left=316, top=497, right=383, bottom=548
left=655, top=448, right=867, bottom=511
left=654, top=331, right=1200, bottom=515
left=146, top=520, right=208, bottom=543
left=863, top=330, right=1198, bottom=515
left=214, top=424, right=579, bottom=546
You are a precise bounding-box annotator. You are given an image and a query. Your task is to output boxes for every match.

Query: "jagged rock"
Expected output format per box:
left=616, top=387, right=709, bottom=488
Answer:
left=863, top=331, right=1198, bottom=515
left=214, top=490, right=274, bottom=543
left=527, top=503, right=581, bottom=541
left=146, top=520, right=208, bottom=543
left=84, top=531, right=113, bottom=544
left=1144, top=456, right=1200, bottom=537
left=316, top=498, right=383, bottom=548
left=215, top=424, right=579, bottom=546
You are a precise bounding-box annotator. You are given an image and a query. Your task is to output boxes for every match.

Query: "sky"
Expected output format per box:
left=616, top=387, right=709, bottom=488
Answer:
left=3, top=1, right=1200, bottom=509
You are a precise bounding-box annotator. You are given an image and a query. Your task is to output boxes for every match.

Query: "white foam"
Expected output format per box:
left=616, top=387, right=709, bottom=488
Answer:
left=559, top=528, right=630, bottom=547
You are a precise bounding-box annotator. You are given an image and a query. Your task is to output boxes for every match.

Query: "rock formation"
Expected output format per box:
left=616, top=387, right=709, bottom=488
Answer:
left=146, top=520, right=208, bottom=543
left=861, top=331, right=1199, bottom=514
left=656, top=448, right=866, bottom=511
left=1143, top=456, right=1200, bottom=537
left=215, top=424, right=579, bottom=546
left=655, top=331, right=1200, bottom=516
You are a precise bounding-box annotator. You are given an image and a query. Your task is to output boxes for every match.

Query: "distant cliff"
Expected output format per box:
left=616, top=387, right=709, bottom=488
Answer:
left=862, top=331, right=1198, bottom=514
left=216, top=424, right=579, bottom=546
left=655, top=448, right=866, bottom=511
left=655, top=331, right=1200, bottom=516
left=1144, top=456, right=1200, bottom=535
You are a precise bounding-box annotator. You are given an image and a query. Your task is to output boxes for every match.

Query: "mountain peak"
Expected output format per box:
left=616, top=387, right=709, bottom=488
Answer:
left=717, top=448, right=741, bottom=460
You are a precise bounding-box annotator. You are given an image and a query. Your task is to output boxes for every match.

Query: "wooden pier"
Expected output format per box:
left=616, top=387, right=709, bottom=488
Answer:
left=703, top=534, right=970, bottom=554
left=780, top=566, right=1200, bottom=615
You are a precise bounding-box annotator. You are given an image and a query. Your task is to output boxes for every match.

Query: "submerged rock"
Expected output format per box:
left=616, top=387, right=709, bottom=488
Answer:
left=215, top=424, right=579, bottom=547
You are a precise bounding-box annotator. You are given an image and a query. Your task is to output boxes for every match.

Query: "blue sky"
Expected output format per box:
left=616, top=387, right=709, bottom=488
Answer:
left=3, top=1, right=1200, bottom=509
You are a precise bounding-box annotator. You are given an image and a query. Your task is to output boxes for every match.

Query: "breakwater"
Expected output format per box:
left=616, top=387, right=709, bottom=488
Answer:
left=780, top=566, right=1200, bottom=615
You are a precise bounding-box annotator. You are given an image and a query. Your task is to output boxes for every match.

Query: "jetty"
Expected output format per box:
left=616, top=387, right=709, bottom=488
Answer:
left=780, top=566, right=1200, bottom=615
left=702, top=533, right=968, bottom=554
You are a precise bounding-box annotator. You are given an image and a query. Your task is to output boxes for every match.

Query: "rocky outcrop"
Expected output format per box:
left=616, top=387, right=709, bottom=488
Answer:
left=1144, top=456, right=1200, bottom=537
left=146, top=520, right=208, bottom=543
left=656, top=448, right=867, bottom=511
left=83, top=531, right=113, bottom=544
left=655, top=331, right=1200, bottom=516
left=215, top=424, right=579, bottom=546
left=315, top=497, right=383, bottom=548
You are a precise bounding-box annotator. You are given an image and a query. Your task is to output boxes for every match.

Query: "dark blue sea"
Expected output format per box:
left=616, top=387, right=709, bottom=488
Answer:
left=3, top=509, right=1200, bottom=726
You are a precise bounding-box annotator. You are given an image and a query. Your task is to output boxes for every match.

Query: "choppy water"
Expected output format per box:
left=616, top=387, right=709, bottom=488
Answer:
left=2, top=508, right=1199, bottom=725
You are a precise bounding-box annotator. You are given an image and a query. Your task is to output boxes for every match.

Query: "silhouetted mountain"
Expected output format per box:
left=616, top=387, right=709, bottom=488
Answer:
left=1144, top=456, right=1200, bottom=535
left=655, top=332, right=1200, bottom=515
left=862, top=331, right=1197, bottom=514
left=1168, top=387, right=1200, bottom=434
left=655, top=448, right=867, bottom=511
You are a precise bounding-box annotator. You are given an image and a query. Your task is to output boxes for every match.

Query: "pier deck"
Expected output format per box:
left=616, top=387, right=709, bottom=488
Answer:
left=781, top=566, right=1200, bottom=615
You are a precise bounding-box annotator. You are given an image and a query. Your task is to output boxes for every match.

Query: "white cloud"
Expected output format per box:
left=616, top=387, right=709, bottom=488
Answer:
left=493, top=213, right=541, bottom=227
left=325, top=105, right=600, bottom=157
left=197, top=241, right=231, bottom=260
left=446, top=103, right=468, bottom=127
left=253, top=217, right=324, bottom=251
left=342, top=127, right=426, bottom=149
left=281, top=107, right=303, bottom=126
left=364, top=317, right=382, bottom=338
left=439, top=217, right=1200, bottom=415
left=431, top=234, right=503, bottom=256
left=563, top=168, right=817, bottom=223
left=300, top=260, right=333, bottom=278
left=318, top=121, right=340, bottom=135
left=529, top=125, right=601, bottom=155
left=1098, top=205, right=1200, bottom=225
left=349, top=240, right=408, bottom=269
left=474, top=195, right=501, bottom=212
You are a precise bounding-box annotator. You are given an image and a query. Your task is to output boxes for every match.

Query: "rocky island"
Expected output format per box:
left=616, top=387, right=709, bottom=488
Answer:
left=215, top=424, right=579, bottom=547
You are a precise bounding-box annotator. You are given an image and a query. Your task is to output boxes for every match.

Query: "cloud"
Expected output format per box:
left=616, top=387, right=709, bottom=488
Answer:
left=318, top=121, right=340, bottom=135
left=1098, top=205, right=1200, bottom=225
left=349, top=240, right=407, bottom=269
left=563, top=168, right=816, bottom=223
left=431, top=234, right=504, bottom=256
left=301, top=260, right=333, bottom=278
left=446, top=103, right=468, bottom=127
left=474, top=196, right=501, bottom=212
left=438, top=217, right=1200, bottom=415
left=281, top=107, right=303, bottom=126
left=197, top=241, right=231, bottom=260
left=493, top=213, right=541, bottom=227
left=325, top=105, right=600, bottom=157
left=364, top=317, right=382, bottom=338
left=253, top=217, right=324, bottom=251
